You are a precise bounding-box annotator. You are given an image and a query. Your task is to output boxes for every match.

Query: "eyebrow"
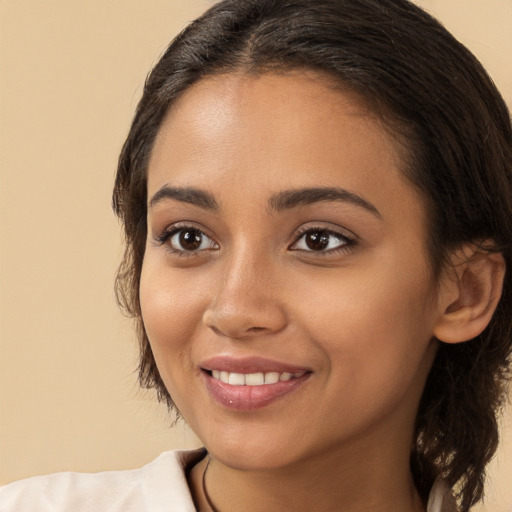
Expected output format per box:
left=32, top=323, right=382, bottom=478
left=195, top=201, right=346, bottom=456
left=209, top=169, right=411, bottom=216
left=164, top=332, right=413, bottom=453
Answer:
left=148, top=185, right=219, bottom=210
left=148, top=185, right=381, bottom=218
left=269, top=187, right=381, bottom=218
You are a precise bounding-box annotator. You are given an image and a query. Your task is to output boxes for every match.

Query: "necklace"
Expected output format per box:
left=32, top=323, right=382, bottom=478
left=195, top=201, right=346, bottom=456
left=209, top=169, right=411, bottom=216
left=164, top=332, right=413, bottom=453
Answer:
left=202, top=456, right=220, bottom=512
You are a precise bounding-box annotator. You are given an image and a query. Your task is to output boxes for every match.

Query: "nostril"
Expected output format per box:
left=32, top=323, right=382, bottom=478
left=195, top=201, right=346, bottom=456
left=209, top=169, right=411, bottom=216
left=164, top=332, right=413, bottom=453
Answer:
left=247, top=326, right=265, bottom=332
left=203, top=305, right=287, bottom=339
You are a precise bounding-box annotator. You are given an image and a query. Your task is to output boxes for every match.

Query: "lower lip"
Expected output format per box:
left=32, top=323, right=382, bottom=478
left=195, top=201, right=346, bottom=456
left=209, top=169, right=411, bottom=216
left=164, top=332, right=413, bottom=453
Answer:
left=202, top=372, right=310, bottom=411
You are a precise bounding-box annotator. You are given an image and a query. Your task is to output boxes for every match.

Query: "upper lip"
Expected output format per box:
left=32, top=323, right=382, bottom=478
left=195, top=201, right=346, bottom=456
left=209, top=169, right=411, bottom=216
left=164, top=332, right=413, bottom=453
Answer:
left=200, top=356, right=311, bottom=374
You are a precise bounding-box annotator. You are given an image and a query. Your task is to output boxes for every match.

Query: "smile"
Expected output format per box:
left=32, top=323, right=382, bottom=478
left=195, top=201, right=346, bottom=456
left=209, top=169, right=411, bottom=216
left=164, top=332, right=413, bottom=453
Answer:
left=210, top=370, right=307, bottom=386
left=200, top=357, right=312, bottom=411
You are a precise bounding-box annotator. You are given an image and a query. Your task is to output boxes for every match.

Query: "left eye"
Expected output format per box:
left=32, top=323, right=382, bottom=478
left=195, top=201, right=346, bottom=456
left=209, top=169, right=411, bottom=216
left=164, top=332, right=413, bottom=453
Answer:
left=291, top=229, right=350, bottom=252
left=168, top=228, right=217, bottom=252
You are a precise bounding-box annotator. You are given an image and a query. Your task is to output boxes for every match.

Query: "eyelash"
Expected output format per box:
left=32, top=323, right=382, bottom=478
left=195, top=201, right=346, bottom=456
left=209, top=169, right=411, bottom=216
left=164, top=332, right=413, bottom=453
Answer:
left=289, top=225, right=357, bottom=255
left=154, top=224, right=218, bottom=257
left=153, top=224, right=357, bottom=257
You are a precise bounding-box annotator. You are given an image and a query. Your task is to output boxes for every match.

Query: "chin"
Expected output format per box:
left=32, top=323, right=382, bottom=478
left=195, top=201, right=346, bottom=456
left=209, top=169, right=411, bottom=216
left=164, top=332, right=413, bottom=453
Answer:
left=206, top=441, right=301, bottom=471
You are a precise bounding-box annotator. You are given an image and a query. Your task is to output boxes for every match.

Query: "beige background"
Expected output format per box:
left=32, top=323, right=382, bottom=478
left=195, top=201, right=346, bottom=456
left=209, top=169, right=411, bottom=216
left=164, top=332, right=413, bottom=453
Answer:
left=0, top=1, right=511, bottom=510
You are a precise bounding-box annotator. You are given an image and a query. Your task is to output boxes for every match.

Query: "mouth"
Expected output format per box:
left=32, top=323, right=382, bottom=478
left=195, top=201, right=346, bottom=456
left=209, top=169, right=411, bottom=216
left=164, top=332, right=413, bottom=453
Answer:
left=200, top=357, right=312, bottom=411
left=206, top=369, right=307, bottom=386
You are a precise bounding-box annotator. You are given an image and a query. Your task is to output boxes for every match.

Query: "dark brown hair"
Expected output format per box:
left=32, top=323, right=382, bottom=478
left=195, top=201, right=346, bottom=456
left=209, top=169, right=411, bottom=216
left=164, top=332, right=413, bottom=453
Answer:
left=113, top=1, right=512, bottom=509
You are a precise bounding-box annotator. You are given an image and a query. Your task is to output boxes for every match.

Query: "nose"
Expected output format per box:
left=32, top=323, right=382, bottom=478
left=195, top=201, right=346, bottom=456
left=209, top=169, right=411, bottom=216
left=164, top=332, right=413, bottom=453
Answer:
left=202, top=247, right=288, bottom=339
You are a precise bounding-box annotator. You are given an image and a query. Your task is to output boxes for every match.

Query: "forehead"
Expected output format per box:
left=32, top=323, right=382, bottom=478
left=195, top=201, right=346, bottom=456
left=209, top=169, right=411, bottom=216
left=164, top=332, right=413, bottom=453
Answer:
left=147, top=71, right=424, bottom=225
left=152, top=71, right=393, bottom=157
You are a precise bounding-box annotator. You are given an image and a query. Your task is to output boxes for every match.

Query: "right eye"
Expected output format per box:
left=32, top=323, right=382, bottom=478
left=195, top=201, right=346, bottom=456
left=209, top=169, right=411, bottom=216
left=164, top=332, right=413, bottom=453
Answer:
left=161, top=227, right=218, bottom=253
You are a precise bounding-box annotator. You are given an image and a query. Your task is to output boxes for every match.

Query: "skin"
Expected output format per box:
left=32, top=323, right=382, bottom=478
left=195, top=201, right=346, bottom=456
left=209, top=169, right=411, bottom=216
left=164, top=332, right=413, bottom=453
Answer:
left=140, top=71, right=449, bottom=512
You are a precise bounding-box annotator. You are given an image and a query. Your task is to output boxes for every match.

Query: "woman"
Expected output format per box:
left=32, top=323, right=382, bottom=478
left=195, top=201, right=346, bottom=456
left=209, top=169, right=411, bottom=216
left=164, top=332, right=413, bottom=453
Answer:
left=2, top=0, right=511, bottom=510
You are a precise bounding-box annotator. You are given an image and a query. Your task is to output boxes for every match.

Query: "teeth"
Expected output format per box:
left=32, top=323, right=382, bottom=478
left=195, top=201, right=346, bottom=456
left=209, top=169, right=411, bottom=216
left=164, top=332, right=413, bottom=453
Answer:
left=210, top=370, right=304, bottom=385
left=228, top=372, right=245, bottom=385
left=264, top=372, right=280, bottom=384
left=245, top=372, right=264, bottom=385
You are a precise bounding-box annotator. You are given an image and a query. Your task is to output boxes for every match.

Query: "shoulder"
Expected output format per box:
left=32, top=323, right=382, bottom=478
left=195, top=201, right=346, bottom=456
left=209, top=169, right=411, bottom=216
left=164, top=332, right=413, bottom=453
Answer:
left=0, top=448, right=206, bottom=512
left=0, top=467, right=144, bottom=512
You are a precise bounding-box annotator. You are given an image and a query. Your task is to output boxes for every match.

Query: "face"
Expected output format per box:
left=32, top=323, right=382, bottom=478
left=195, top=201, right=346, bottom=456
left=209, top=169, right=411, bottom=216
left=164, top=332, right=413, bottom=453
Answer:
left=140, top=72, right=442, bottom=471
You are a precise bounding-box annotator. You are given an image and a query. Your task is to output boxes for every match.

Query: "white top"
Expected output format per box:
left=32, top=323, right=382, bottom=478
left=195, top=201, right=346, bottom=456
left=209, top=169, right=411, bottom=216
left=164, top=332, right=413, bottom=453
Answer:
left=0, top=449, right=457, bottom=511
left=0, top=450, right=203, bottom=512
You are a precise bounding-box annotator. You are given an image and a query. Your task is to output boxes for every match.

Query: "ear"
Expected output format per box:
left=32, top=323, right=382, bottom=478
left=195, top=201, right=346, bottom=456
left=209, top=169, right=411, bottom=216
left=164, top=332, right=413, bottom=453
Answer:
left=433, top=245, right=505, bottom=344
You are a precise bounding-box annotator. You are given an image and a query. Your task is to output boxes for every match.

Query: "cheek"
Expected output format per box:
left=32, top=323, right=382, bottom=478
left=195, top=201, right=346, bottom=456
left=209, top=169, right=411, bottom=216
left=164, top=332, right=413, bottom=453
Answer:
left=291, top=250, right=437, bottom=384
left=139, top=258, right=208, bottom=380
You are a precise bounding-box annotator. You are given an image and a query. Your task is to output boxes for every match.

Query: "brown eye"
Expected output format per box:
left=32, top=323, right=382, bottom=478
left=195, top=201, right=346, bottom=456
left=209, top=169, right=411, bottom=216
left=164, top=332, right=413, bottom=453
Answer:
left=290, top=228, right=353, bottom=253
left=179, top=229, right=202, bottom=250
left=304, top=231, right=330, bottom=251
left=169, top=228, right=217, bottom=252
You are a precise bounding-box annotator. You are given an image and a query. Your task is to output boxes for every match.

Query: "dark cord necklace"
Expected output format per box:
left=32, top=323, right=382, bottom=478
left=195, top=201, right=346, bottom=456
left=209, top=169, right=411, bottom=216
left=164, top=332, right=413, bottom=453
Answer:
left=202, top=456, right=220, bottom=512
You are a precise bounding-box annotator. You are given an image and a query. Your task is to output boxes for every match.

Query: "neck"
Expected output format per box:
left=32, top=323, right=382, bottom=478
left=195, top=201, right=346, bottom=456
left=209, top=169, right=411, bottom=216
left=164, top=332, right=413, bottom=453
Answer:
left=190, top=436, right=425, bottom=512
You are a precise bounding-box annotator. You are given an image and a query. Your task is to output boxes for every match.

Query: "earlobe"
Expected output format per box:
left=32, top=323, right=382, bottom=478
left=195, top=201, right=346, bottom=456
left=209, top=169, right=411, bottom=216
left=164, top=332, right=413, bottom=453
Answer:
left=433, top=246, right=505, bottom=344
